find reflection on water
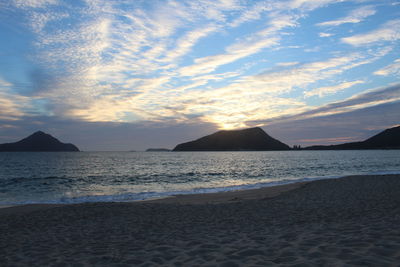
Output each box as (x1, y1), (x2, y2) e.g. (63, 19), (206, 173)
(0, 150), (399, 204)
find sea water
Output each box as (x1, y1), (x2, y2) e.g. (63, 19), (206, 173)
(0, 150), (399, 205)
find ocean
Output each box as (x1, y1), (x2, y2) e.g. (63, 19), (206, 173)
(1, 150), (399, 205)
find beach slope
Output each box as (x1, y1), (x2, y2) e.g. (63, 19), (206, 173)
(1, 174), (400, 266)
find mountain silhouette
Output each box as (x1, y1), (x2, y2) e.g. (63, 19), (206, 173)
(173, 127), (290, 151)
(0, 131), (80, 152)
(305, 125), (400, 150)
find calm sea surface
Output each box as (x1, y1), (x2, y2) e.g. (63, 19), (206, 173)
(1, 150), (399, 205)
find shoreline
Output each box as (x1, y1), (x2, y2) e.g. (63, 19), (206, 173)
(144, 180), (308, 204)
(1, 172), (399, 211)
(0, 173), (396, 212)
(1, 174), (400, 265)
(4, 171), (400, 209)
(0, 179), (308, 214)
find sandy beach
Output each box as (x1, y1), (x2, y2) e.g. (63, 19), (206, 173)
(1, 174), (400, 266)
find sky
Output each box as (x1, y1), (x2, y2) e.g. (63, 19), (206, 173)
(0, 0), (399, 151)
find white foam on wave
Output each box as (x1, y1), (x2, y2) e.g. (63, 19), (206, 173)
(3, 170), (400, 206)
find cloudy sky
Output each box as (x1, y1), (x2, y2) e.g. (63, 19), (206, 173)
(0, 0), (399, 150)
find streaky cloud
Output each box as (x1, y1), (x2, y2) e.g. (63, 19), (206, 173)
(342, 19), (400, 46)
(374, 59), (400, 76)
(304, 80), (365, 98)
(1, 0), (399, 150)
(256, 83), (400, 126)
(317, 5), (376, 27)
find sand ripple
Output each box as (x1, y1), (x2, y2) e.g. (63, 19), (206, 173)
(1, 175), (400, 266)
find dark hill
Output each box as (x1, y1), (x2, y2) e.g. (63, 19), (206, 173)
(305, 125), (400, 150)
(173, 127), (290, 151)
(0, 131), (80, 152)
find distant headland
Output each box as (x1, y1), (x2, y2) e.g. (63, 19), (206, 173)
(146, 148), (171, 152)
(304, 125), (400, 150)
(0, 131), (80, 152)
(173, 125), (400, 151)
(173, 127), (290, 151)
(1, 125), (398, 152)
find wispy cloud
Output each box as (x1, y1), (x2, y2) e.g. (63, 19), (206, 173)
(319, 32), (333, 37)
(374, 59), (400, 76)
(179, 13), (298, 77)
(3, 0), (399, 134)
(0, 78), (38, 120)
(228, 1), (271, 27)
(54, 45), (391, 130)
(160, 25), (219, 64)
(287, 0), (344, 10)
(342, 19), (400, 46)
(304, 80), (365, 98)
(179, 36), (279, 77)
(276, 62), (299, 67)
(317, 5), (375, 27)
(232, 52), (378, 95)
(291, 83), (400, 120)
(187, 0), (242, 22)
(167, 51), (384, 129)
(252, 83), (400, 130)
(12, 0), (58, 9)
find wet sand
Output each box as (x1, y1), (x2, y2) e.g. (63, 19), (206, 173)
(1, 174), (400, 266)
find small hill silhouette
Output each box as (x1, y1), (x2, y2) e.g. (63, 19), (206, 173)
(173, 127), (290, 151)
(0, 131), (80, 152)
(305, 125), (400, 150)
